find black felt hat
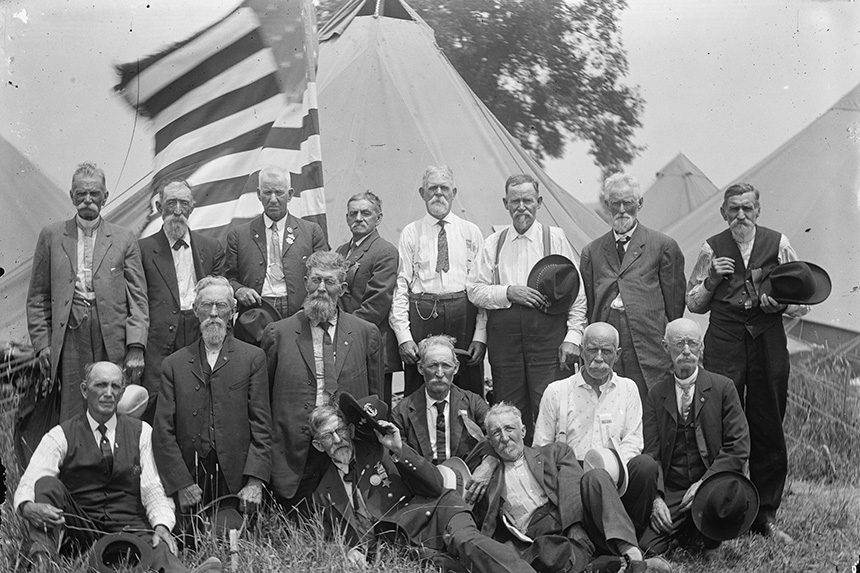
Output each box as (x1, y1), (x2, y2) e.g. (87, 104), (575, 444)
(527, 254), (580, 315)
(761, 261), (831, 305)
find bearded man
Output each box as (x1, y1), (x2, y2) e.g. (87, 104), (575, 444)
(153, 276), (272, 523)
(139, 180), (225, 422)
(262, 251), (382, 510)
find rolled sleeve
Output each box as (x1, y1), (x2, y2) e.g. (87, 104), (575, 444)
(140, 423), (176, 531)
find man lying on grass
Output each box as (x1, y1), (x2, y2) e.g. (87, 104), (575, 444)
(309, 392), (537, 572)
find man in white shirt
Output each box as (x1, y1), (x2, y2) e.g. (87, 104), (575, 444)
(390, 166), (486, 397)
(533, 322), (659, 538)
(468, 174), (587, 440)
(14, 361), (220, 572)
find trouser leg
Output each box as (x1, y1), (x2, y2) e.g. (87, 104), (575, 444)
(607, 309), (647, 404)
(620, 455), (659, 537)
(580, 469), (638, 555)
(29, 476), (101, 558)
(444, 512), (537, 573)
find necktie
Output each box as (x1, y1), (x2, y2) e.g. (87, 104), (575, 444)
(97, 424), (113, 473)
(320, 321), (338, 396)
(172, 238), (188, 251)
(435, 220), (450, 273)
(616, 236), (629, 264)
(435, 400), (447, 463)
(269, 222), (285, 282)
(679, 384), (693, 422)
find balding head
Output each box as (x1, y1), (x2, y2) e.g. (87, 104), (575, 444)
(581, 322), (620, 386)
(80, 362), (126, 423)
(583, 322), (619, 348)
(663, 318), (703, 378)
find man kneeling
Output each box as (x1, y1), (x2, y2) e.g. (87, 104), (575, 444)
(14, 362), (220, 572)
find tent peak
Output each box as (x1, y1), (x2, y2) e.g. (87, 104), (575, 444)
(321, 0), (418, 41)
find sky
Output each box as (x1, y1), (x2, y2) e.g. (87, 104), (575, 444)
(2, 0), (860, 209)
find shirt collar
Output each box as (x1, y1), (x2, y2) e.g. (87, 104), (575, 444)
(573, 371), (617, 391)
(76, 215), (101, 232)
(425, 389), (450, 408)
(613, 222), (637, 243)
(512, 221), (541, 241)
(87, 411), (117, 433)
(674, 367), (698, 388)
(167, 230), (192, 249)
(263, 213), (289, 231)
(423, 212), (453, 227)
(313, 312), (339, 329)
(352, 233), (371, 249)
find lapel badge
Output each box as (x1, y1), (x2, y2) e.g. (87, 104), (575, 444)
(373, 461), (389, 488)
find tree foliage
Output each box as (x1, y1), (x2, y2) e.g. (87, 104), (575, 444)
(318, 0), (644, 176)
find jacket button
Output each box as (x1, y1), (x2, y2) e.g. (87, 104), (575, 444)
(304, 404), (308, 409)
(195, 385), (200, 390)
(173, 310), (177, 315)
(307, 382), (312, 386)
(169, 326), (175, 331)
(193, 411), (197, 416)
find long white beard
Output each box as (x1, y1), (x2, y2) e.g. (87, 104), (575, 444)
(163, 215), (188, 241)
(730, 221), (755, 243)
(201, 320), (227, 348)
(305, 296), (337, 324)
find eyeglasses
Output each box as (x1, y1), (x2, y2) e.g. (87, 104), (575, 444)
(316, 426), (349, 445)
(198, 301), (231, 313)
(668, 340), (702, 352)
(607, 199), (638, 211)
(307, 276), (341, 288)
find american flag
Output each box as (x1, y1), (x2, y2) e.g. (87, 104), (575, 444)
(114, 0), (326, 239)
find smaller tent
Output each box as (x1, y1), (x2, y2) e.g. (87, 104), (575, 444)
(638, 153), (719, 232)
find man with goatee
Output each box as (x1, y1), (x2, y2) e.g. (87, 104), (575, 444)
(154, 276), (272, 523)
(139, 180), (225, 422)
(263, 251), (382, 510)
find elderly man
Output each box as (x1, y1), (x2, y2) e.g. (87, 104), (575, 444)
(533, 322), (659, 537)
(226, 165), (328, 320)
(639, 318), (750, 560)
(390, 166), (486, 397)
(139, 180), (225, 422)
(335, 191), (401, 407)
(309, 397), (536, 573)
(392, 335), (488, 464)
(580, 173), (686, 402)
(465, 403), (671, 573)
(14, 362), (221, 573)
(154, 276), (272, 521)
(263, 251), (382, 509)
(686, 182), (808, 543)
(469, 174), (587, 440)
(27, 161), (148, 422)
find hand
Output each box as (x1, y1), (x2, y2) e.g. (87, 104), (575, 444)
(36, 347), (51, 374)
(650, 496), (672, 533)
(705, 256), (735, 290)
(152, 524), (178, 555)
(123, 347), (145, 384)
(760, 293), (787, 314)
(506, 285), (548, 309)
(466, 341), (486, 366)
(398, 340), (420, 365)
(346, 547), (368, 568)
(558, 342), (581, 371)
(374, 420), (402, 458)
(178, 484), (203, 509)
(21, 501), (65, 530)
(238, 478), (263, 514)
(235, 287), (262, 307)
(679, 479), (703, 513)
(464, 456), (499, 506)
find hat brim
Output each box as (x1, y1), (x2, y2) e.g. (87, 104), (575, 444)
(526, 254), (580, 315)
(234, 299), (282, 345)
(338, 392), (387, 443)
(90, 532), (154, 573)
(438, 457), (472, 495)
(763, 261), (832, 305)
(691, 471), (759, 541)
(117, 386), (149, 419)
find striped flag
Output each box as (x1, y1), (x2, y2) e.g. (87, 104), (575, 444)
(113, 0), (325, 240)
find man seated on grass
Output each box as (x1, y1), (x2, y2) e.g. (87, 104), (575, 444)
(309, 393), (537, 572)
(13, 361), (221, 573)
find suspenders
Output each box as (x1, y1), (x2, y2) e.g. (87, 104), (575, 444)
(492, 224), (552, 284)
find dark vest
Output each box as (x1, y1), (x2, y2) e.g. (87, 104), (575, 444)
(59, 414), (148, 528)
(706, 226), (782, 339)
(665, 412), (707, 491)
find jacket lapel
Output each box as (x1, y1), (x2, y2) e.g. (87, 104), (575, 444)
(618, 225), (645, 274)
(600, 232), (621, 273)
(296, 313), (316, 377)
(525, 447), (556, 507)
(449, 387), (466, 455)
(211, 335), (233, 375)
(250, 216), (267, 260)
(662, 380), (679, 422)
(91, 219), (112, 275)
(334, 314), (354, 379)
(693, 369), (711, 421)
(407, 391), (433, 458)
(153, 230), (181, 306)
(189, 231), (206, 280)
(190, 341), (206, 385)
(281, 214), (299, 259)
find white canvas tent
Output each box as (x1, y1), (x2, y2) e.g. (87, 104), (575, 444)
(638, 153), (719, 232)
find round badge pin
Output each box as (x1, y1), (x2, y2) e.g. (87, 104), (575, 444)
(370, 475), (382, 486)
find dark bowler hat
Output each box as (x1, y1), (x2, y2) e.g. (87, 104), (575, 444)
(692, 471), (759, 541)
(762, 261), (831, 305)
(233, 299), (281, 346)
(90, 532), (153, 573)
(339, 392), (389, 444)
(527, 254), (580, 315)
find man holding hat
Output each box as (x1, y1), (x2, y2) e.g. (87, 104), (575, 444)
(686, 182), (811, 542)
(469, 174), (587, 440)
(639, 318), (752, 560)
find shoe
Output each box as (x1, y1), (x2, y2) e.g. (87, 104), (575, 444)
(191, 556), (223, 573)
(644, 556), (673, 572)
(702, 546), (721, 563)
(757, 521), (795, 545)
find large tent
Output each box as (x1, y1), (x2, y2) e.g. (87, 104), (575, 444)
(666, 83), (860, 352)
(316, 0), (607, 249)
(638, 153), (719, 232)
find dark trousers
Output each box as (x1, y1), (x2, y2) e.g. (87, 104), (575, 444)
(275, 446), (329, 515)
(619, 454), (660, 538)
(580, 469), (640, 556)
(607, 309), (647, 405)
(487, 306), (567, 444)
(403, 293), (483, 396)
(444, 511), (537, 573)
(704, 324), (789, 526)
(143, 309), (199, 424)
(28, 476), (189, 572)
(60, 299), (108, 422)
(638, 487), (721, 555)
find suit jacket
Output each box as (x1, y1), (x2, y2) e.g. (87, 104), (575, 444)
(313, 440), (463, 550)
(467, 441), (584, 539)
(391, 384), (488, 462)
(27, 218), (149, 381)
(225, 214), (328, 317)
(263, 310), (382, 498)
(642, 367), (750, 494)
(139, 228), (226, 398)
(335, 230), (400, 372)
(580, 224), (686, 390)
(154, 335), (272, 496)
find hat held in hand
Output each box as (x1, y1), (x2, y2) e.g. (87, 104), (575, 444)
(761, 261), (831, 305)
(339, 392), (389, 443)
(527, 254), (580, 315)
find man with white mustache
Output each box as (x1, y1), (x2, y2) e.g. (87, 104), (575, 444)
(139, 180), (225, 422)
(686, 183), (809, 544)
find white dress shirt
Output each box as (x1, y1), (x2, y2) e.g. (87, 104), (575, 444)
(74, 215), (100, 300)
(261, 213), (289, 297)
(168, 230), (197, 310)
(425, 389), (451, 461)
(468, 222), (588, 346)
(502, 455), (548, 534)
(532, 371), (643, 465)
(609, 224), (637, 310)
(312, 313), (339, 406)
(674, 367), (698, 417)
(390, 213), (487, 345)
(14, 413), (176, 530)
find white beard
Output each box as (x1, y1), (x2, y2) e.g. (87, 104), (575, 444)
(305, 296), (337, 324)
(201, 320), (227, 348)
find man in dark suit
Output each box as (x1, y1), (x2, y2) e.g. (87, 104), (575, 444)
(27, 161), (148, 422)
(580, 173), (686, 403)
(139, 180), (225, 422)
(640, 318), (750, 560)
(225, 165), (328, 320)
(392, 335), (487, 463)
(262, 251), (382, 509)
(309, 396), (537, 572)
(335, 191), (401, 407)
(154, 276), (272, 521)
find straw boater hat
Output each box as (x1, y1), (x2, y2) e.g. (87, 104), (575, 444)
(117, 385), (149, 419)
(582, 446), (629, 496)
(691, 471), (759, 541)
(761, 261), (831, 305)
(526, 254), (580, 315)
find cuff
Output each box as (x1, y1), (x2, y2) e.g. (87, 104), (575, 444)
(394, 329), (414, 346)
